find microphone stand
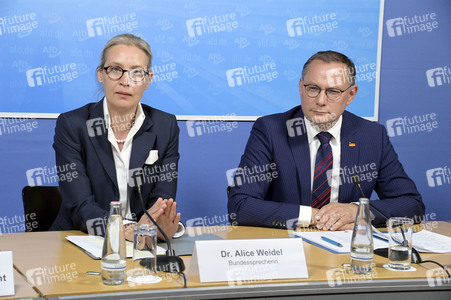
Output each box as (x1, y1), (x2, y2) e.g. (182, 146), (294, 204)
(133, 171), (185, 274)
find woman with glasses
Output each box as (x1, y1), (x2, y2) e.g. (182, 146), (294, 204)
(50, 33), (182, 241)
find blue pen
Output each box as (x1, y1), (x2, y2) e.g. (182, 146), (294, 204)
(321, 236), (343, 247)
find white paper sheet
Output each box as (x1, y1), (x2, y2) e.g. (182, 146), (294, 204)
(410, 230), (451, 253)
(293, 230), (389, 254)
(66, 235), (166, 259)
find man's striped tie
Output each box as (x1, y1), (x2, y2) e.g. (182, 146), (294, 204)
(311, 132), (333, 209)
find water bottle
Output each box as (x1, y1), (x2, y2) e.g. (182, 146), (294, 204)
(101, 201), (126, 285)
(350, 197), (374, 274)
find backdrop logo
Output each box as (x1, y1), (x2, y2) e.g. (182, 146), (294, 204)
(186, 114), (237, 137)
(156, 18), (173, 31)
(226, 63), (278, 87)
(86, 13), (138, 37)
(0, 13), (38, 36)
(386, 13), (438, 37)
(209, 53), (225, 65)
(286, 13), (338, 37)
(26, 63), (78, 87)
(426, 66), (451, 87)
(426, 167), (451, 188)
(386, 113), (438, 137)
(186, 13), (238, 38)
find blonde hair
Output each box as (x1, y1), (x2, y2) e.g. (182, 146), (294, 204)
(98, 33), (153, 70)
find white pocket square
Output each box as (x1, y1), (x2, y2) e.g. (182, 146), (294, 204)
(145, 150), (159, 165)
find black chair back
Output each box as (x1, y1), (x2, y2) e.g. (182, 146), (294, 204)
(22, 186), (62, 232)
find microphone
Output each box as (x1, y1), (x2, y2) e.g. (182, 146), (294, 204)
(351, 175), (390, 220)
(351, 175), (421, 263)
(132, 169), (185, 273)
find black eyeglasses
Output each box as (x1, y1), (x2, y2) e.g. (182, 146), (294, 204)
(103, 65), (149, 82)
(303, 84), (353, 102)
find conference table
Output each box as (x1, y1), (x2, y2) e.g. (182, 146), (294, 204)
(3, 270), (39, 299)
(0, 222), (450, 299)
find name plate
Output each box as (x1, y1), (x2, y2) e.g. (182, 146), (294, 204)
(191, 238), (308, 284)
(0, 251), (14, 296)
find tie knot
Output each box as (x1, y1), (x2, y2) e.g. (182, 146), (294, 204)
(317, 132), (332, 145)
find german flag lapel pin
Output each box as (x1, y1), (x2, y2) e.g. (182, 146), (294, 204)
(348, 142), (356, 147)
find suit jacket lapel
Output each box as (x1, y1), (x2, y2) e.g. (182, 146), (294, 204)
(339, 111), (360, 203)
(128, 112), (156, 214)
(287, 110), (312, 206)
(129, 115), (156, 171)
(88, 99), (118, 189)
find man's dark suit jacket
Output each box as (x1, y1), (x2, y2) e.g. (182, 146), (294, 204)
(228, 106), (424, 228)
(50, 99), (179, 232)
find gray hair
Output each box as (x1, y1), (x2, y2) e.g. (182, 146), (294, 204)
(302, 50), (356, 85)
(98, 33), (153, 70)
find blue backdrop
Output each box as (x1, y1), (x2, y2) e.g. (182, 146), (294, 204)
(0, 0), (450, 233)
(0, 0), (380, 119)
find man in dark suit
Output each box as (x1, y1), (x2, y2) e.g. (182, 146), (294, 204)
(228, 51), (424, 231)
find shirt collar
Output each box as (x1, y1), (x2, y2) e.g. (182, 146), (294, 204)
(305, 115), (342, 144)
